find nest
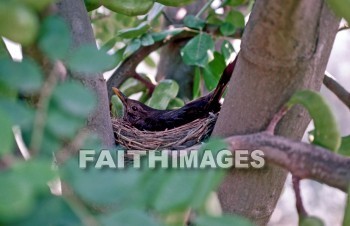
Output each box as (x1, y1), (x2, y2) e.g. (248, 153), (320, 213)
(112, 113), (218, 150)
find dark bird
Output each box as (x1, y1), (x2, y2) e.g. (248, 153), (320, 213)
(112, 55), (238, 131)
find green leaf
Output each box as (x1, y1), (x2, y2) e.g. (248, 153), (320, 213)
(343, 186), (350, 226)
(124, 39), (141, 57)
(52, 81), (97, 118)
(220, 22), (236, 36)
(287, 90), (341, 151)
(11, 159), (57, 193)
(181, 33), (214, 67)
(141, 33), (155, 46)
(147, 80), (179, 110)
(117, 21), (150, 39)
(221, 40), (235, 62)
(325, 0), (350, 23)
(62, 158), (140, 205)
(0, 99), (35, 129)
(66, 45), (115, 74)
(120, 77), (148, 96)
(226, 0), (245, 7)
(191, 139), (228, 209)
(38, 16), (71, 60)
(153, 169), (203, 213)
(111, 47), (126, 68)
(168, 97), (185, 109)
(339, 135), (350, 156)
(103, 0), (154, 16)
(227, 10), (245, 28)
(195, 215), (253, 226)
(7, 195), (82, 226)
(151, 29), (183, 42)
(46, 108), (85, 139)
(0, 173), (35, 222)
(147, 2), (164, 22)
(193, 67), (201, 99)
(155, 0), (195, 7)
(0, 109), (13, 156)
(144, 56), (157, 68)
(299, 216), (324, 226)
(184, 15), (206, 30)
(0, 38), (10, 59)
(0, 58), (43, 94)
(100, 209), (161, 226)
(111, 95), (124, 118)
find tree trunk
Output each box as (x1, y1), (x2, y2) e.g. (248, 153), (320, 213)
(56, 0), (115, 147)
(212, 1), (339, 225)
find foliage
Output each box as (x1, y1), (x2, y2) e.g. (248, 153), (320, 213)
(1, 0), (350, 225)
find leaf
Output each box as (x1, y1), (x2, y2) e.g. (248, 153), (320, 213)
(66, 44), (115, 74)
(152, 169), (203, 213)
(184, 15), (206, 30)
(46, 107), (85, 139)
(144, 56), (157, 68)
(62, 158), (140, 205)
(226, 0), (245, 7)
(0, 109), (13, 156)
(191, 139), (228, 209)
(339, 135), (350, 156)
(194, 215), (253, 226)
(221, 40), (235, 62)
(11, 159), (57, 193)
(168, 97), (185, 109)
(193, 67), (201, 99)
(117, 21), (150, 39)
(181, 33), (214, 67)
(287, 90), (341, 151)
(0, 173), (35, 222)
(227, 10), (245, 28)
(155, 0), (195, 7)
(147, 80), (179, 110)
(124, 38), (141, 57)
(38, 16), (71, 60)
(120, 77), (147, 96)
(99, 209), (161, 226)
(102, 0), (154, 16)
(325, 0), (350, 23)
(0, 38), (10, 59)
(151, 29), (183, 42)
(7, 195), (82, 226)
(147, 3), (164, 22)
(0, 58), (43, 94)
(220, 22), (236, 36)
(52, 81), (97, 118)
(0, 99), (35, 129)
(111, 95), (124, 118)
(141, 33), (155, 46)
(111, 47), (126, 68)
(299, 216), (324, 226)
(343, 186), (350, 226)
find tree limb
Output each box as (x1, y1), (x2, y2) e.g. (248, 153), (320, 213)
(323, 73), (350, 110)
(180, 132), (350, 192)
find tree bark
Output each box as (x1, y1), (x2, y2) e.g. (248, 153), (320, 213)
(212, 1), (339, 225)
(56, 0), (115, 147)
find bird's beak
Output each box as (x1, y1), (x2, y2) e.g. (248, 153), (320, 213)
(112, 87), (127, 106)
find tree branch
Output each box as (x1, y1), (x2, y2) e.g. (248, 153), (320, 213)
(323, 73), (350, 110)
(178, 132), (350, 192)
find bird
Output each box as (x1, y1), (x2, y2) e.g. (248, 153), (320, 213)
(112, 55), (238, 131)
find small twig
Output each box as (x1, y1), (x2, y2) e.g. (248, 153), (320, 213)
(132, 72), (156, 94)
(265, 106), (290, 135)
(13, 126), (31, 160)
(323, 72), (350, 110)
(55, 129), (90, 165)
(292, 175), (307, 217)
(195, 0), (215, 18)
(30, 61), (66, 154)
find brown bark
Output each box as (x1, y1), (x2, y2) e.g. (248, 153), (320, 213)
(56, 0), (115, 147)
(212, 1), (339, 225)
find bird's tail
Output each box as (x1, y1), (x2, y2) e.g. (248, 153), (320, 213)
(207, 53), (239, 108)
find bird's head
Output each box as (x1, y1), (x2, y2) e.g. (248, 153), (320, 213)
(112, 87), (150, 125)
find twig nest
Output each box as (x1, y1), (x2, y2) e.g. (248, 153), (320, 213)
(112, 113), (218, 150)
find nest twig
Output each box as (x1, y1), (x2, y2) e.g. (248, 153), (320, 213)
(112, 113), (218, 150)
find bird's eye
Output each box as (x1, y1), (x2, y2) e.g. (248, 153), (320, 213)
(132, 106), (137, 111)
